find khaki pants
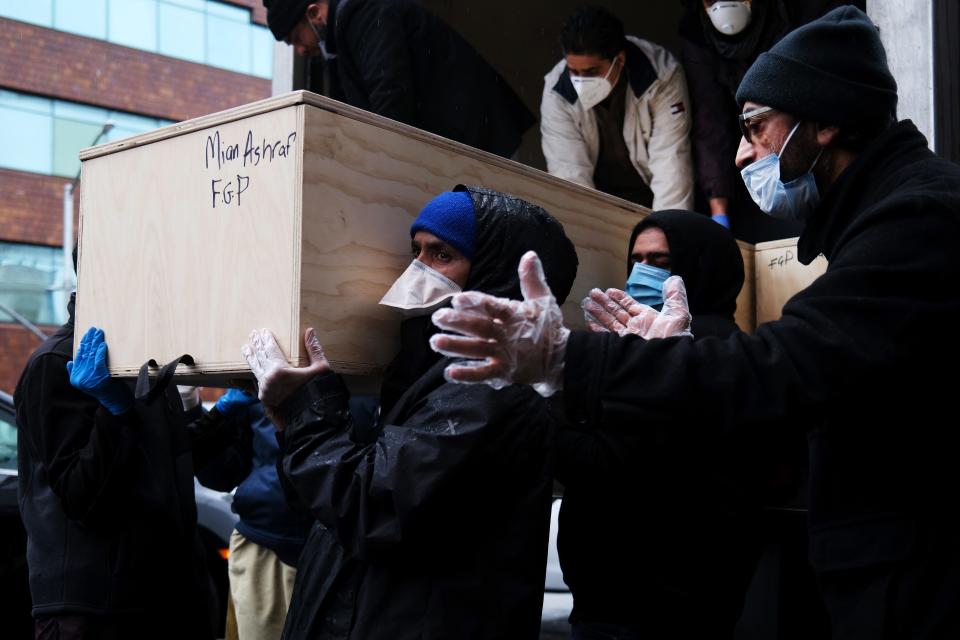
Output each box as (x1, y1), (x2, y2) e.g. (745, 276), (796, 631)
(227, 530), (297, 640)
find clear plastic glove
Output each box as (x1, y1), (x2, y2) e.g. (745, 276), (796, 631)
(241, 328), (330, 409)
(177, 385), (201, 411)
(430, 251), (569, 397)
(580, 275), (693, 340)
(214, 388), (258, 417)
(67, 327), (134, 415)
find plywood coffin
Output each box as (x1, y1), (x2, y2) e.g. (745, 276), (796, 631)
(76, 91), (825, 385)
(77, 91), (656, 383)
(753, 238), (828, 326)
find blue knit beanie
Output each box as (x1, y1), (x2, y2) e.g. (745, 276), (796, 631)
(410, 191), (477, 260)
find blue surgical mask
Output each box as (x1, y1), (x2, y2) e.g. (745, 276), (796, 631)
(740, 121), (824, 221)
(626, 262), (671, 310)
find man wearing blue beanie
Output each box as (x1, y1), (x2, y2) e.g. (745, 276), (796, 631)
(426, 6), (960, 638)
(240, 186), (578, 639)
(410, 191), (477, 261)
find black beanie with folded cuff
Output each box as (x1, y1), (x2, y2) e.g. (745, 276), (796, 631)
(736, 5), (898, 128)
(263, 0), (313, 41)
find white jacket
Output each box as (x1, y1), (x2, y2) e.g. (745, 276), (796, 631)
(541, 36), (694, 211)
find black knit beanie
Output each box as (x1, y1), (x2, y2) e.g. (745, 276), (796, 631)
(736, 5), (897, 128)
(263, 0), (313, 41)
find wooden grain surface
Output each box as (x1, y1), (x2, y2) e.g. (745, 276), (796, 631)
(77, 90), (822, 381)
(754, 238), (828, 326)
(78, 92), (649, 380)
(735, 241), (757, 333)
(76, 106), (304, 378)
(297, 104), (648, 375)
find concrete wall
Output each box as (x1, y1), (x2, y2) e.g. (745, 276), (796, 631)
(868, 0), (936, 148)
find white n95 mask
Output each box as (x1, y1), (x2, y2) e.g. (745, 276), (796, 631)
(570, 58), (619, 111)
(707, 1), (752, 36)
(379, 259), (462, 317)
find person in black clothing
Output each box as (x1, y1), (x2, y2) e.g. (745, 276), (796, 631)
(263, 0), (535, 159)
(679, 0), (859, 241)
(15, 296), (220, 638)
(194, 389), (314, 640)
(241, 187), (578, 639)
(429, 7), (960, 637)
(557, 211), (766, 639)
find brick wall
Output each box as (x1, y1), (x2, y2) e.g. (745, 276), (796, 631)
(0, 7), (273, 397)
(0, 324), (52, 394)
(224, 0), (269, 26)
(0, 18), (271, 123)
(0, 169), (78, 247)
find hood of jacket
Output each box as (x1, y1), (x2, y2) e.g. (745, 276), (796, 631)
(456, 185), (578, 304)
(380, 186), (579, 414)
(628, 210), (744, 323)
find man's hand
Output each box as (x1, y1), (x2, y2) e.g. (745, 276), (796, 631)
(580, 275), (693, 340)
(241, 328), (331, 411)
(67, 327), (134, 415)
(177, 385), (201, 411)
(429, 251), (569, 396)
(214, 388), (258, 417)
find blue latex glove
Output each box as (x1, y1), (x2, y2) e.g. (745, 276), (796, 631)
(67, 327), (134, 415)
(712, 213), (731, 229)
(214, 388), (258, 417)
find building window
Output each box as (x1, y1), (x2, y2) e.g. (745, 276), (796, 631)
(0, 1), (53, 26)
(0, 89), (173, 178)
(0, 407), (15, 470)
(158, 2), (206, 64)
(0, 242), (70, 327)
(109, 0), (158, 51)
(0, 92), (53, 175)
(0, 0), (273, 79)
(54, 0), (107, 40)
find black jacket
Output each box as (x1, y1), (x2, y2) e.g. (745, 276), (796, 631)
(556, 211), (767, 635)
(325, 0), (535, 158)
(561, 121), (960, 619)
(196, 403), (314, 566)
(678, 0), (856, 242)
(15, 297), (218, 634)
(280, 366), (553, 639)
(279, 186), (578, 639)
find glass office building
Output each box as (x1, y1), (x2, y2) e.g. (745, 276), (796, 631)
(0, 0), (272, 389)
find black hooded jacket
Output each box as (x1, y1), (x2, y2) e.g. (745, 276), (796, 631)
(14, 295), (219, 636)
(561, 121), (960, 625)
(279, 186), (578, 639)
(628, 211), (745, 338)
(554, 211), (763, 635)
(324, 0), (535, 158)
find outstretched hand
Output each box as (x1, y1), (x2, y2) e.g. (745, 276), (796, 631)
(429, 251), (569, 396)
(581, 275), (693, 340)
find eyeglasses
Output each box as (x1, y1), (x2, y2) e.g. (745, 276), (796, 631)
(738, 106), (774, 143)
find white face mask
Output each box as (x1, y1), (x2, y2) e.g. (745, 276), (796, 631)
(707, 1), (752, 36)
(740, 121), (824, 221)
(378, 259), (462, 317)
(570, 57), (620, 111)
